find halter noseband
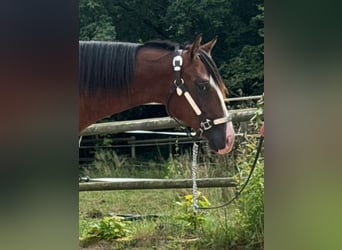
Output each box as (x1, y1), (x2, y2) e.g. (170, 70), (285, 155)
(166, 47), (232, 137)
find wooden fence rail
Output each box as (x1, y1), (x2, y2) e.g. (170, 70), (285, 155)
(79, 177), (237, 191)
(80, 108), (256, 136)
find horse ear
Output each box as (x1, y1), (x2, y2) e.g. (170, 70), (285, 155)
(200, 37), (217, 56)
(189, 34), (203, 60)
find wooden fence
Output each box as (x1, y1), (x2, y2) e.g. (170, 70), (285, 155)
(80, 108), (257, 136)
(79, 177), (237, 191)
(79, 104), (260, 191)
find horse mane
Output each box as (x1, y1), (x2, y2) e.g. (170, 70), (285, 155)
(139, 40), (179, 51)
(198, 48), (228, 97)
(79, 41), (139, 93)
(79, 40), (180, 93)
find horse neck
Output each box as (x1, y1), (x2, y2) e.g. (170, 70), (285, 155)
(79, 50), (174, 131)
(131, 51), (174, 104)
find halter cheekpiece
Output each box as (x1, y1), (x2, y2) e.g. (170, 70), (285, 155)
(167, 47), (232, 137)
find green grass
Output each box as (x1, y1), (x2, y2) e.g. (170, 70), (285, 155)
(79, 138), (264, 249)
(80, 189), (238, 249)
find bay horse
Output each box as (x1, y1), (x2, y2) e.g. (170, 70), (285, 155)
(79, 35), (235, 154)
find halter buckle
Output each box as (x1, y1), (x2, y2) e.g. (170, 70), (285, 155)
(200, 119), (214, 131)
(172, 54), (183, 71)
(173, 79), (185, 96)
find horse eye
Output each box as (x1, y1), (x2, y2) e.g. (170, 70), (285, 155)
(197, 81), (210, 91)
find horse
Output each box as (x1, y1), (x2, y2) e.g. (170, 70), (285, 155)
(79, 34), (235, 154)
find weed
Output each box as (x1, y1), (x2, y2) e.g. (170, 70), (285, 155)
(217, 136), (264, 249)
(175, 193), (211, 231)
(84, 216), (131, 241)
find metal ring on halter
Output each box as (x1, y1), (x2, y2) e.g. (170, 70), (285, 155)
(173, 78), (184, 87)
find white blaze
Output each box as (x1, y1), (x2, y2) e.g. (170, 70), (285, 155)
(209, 75), (228, 117)
(209, 75), (235, 154)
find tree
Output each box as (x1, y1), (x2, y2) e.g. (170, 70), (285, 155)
(79, 0), (116, 41)
(220, 3), (264, 96)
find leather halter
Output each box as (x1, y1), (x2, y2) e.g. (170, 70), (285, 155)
(166, 47), (232, 138)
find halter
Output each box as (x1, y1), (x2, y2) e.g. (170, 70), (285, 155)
(166, 48), (232, 138)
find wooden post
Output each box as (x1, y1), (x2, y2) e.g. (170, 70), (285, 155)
(131, 136), (136, 158)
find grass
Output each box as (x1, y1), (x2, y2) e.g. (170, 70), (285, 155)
(80, 189), (238, 249)
(79, 138), (264, 249)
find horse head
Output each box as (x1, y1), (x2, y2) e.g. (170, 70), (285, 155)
(166, 34), (235, 154)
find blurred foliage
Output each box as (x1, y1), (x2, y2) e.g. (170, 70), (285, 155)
(251, 93), (264, 128)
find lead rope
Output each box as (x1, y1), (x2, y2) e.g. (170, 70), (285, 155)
(191, 142), (200, 211)
(192, 134), (264, 210)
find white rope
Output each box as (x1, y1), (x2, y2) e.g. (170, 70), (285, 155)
(191, 142), (199, 211)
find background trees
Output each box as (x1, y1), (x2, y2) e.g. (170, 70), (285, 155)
(80, 0), (264, 97)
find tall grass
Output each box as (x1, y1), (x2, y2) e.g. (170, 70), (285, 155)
(80, 149), (168, 178)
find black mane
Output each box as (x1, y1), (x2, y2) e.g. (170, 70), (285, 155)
(198, 48), (226, 93)
(79, 41), (139, 92)
(139, 40), (179, 51)
(79, 40), (180, 93)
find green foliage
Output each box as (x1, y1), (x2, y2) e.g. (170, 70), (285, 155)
(251, 4), (264, 38)
(81, 148), (169, 178)
(79, 0), (116, 41)
(165, 154), (177, 179)
(164, 0), (257, 59)
(221, 43), (264, 95)
(233, 136), (264, 248)
(175, 193), (211, 230)
(221, 2), (264, 96)
(91, 149), (129, 176)
(251, 93), (264, 127)
(84, 216), (131, 240)
(165, 153), (185, 179)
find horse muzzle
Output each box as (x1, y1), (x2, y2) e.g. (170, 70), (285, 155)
(217, 121), (235, 155)
(205, 121), (235, 155)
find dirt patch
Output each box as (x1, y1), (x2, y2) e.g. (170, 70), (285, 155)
(80, 239), (115, 250)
